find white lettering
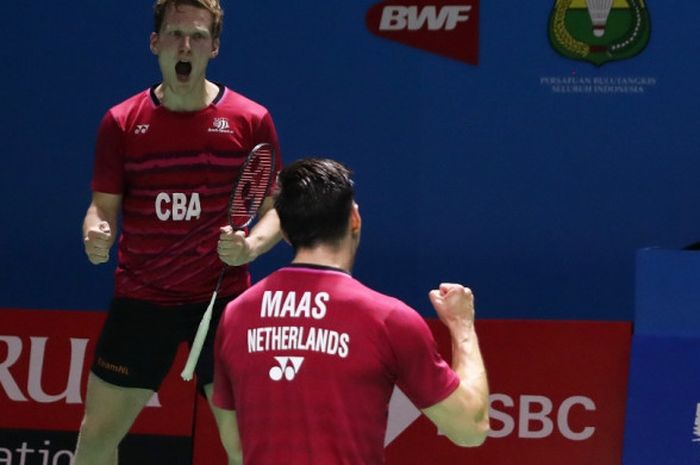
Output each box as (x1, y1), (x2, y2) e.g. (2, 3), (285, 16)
(519, 395), (553, 439)
(379, 5), (471, 31)
(379, 6), (406, 30)
(488, 394), (597, 440)
(261, 291), (283, 317)
(27, 337), (86, 404)
(558, 396), (596, 440)
(261, 291), (329, 320)
(296, 292), (311, 318)
(172, 193), (188, 221)
(312, 292), (329, 319)
(15, 442), (34, 464)
(185, 193), (201, 220)
(280, 292), (297, 318)
(246, 326), (350, 359)
(155, 192), (171, 221)
(155, 192), (201, 221)
(338, 333), (350, 358)
(0, 336), (28, 401)
(0, 441), (75, 465)
(488, 393), (515, 438)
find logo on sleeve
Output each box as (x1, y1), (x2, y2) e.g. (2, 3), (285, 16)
(365, 1), (480, 64)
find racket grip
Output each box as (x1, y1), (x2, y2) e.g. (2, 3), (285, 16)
(180, 291), (218, 381)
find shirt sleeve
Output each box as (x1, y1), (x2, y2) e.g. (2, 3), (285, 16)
(385, 306), (460, 410)
(213, 310), (236, 410)
(91, 111), (126, 194)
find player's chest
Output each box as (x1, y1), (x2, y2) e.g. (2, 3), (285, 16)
(124, 112), (250, 156)
(122, 114), (252, 187)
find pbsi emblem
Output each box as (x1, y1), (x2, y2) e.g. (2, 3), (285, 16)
(548, 0), (650, 66)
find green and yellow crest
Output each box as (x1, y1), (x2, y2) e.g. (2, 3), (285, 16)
(549, 0), (650, 66)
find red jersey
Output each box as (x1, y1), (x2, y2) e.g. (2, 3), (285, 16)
(91, 85), (281, 305)
(213, 264), (459, 465)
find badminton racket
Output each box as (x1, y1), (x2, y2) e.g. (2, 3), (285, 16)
(181, 142), (276, 380)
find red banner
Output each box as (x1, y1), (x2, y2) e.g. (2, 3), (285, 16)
(386, 320), (631, 465)
(1, 310), (630, 465)
(0, 309), (195, 436)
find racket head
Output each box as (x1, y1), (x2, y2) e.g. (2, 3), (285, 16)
(228, 142), (276, 229)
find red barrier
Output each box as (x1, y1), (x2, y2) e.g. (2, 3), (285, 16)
(0, 310), (630, 465)
(386, 320), (631, 465)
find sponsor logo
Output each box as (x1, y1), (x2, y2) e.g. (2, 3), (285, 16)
(366, 1), (480, 64)
(548, 0), (651, 66)
(269, 356), (304, 381)
(387, 391), (600, 446)
(0, 336), (86, 404)
(208, 117), (234, 134)
(155, 192), (201, 221)
(489, 394), (596, 440)
(96, 357), (129, 376)
(0, 438), (75, 465)
(134, 124), (150, 135)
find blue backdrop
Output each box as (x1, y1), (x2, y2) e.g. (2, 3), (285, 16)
(2, 1), (699, 320)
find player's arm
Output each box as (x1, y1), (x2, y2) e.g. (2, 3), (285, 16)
(209, 407), (242, 465)
(83, 192), (122, 265)
(204, 385), (243, 465)
(211, 319), (243, 465)
(218, 196), (282, 266)
(421, 283), (490, 447)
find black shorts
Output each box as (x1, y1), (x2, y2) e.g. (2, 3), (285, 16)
(91, 295), (236, 392)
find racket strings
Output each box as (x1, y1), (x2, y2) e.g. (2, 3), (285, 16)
(229, 149), (274, 228)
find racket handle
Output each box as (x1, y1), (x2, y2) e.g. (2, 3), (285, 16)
(180, 291), (217, 381)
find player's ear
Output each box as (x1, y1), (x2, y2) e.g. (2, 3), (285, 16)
(149, 32), (160, 55)
(350, 203), (361, 236)
(211, 37), (220, 58)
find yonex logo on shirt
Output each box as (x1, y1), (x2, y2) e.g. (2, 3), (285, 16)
(134, 124), (149, 134)
(269, 356), (304, 381)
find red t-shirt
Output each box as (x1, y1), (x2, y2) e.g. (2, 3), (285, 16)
(214, 265), (459, 465)
(91, 84), (281, 304)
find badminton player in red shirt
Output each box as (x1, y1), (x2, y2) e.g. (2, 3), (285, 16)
(213, 158), (490, 465)
(78, 1), (282, 464)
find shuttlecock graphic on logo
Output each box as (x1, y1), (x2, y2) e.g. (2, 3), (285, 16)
(586, 0), (614, 37)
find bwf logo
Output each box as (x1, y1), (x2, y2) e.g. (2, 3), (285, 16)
(366, 1), (479, 64)
(269, 356), (304, 381)
(379, 5), (471, 31)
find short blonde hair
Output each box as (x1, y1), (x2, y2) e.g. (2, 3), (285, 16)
(153, 0), (224, 39)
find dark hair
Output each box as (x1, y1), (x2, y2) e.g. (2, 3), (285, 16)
(153, 0), (224, 39)
(275, 158), (355, 250)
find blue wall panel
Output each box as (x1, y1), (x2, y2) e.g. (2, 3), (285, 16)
(2, 2), (699, 319)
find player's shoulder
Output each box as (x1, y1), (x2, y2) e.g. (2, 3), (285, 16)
(217, 86), (271, 119)
(104, 87), (154, 123)
(343, 277), (420, 321)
